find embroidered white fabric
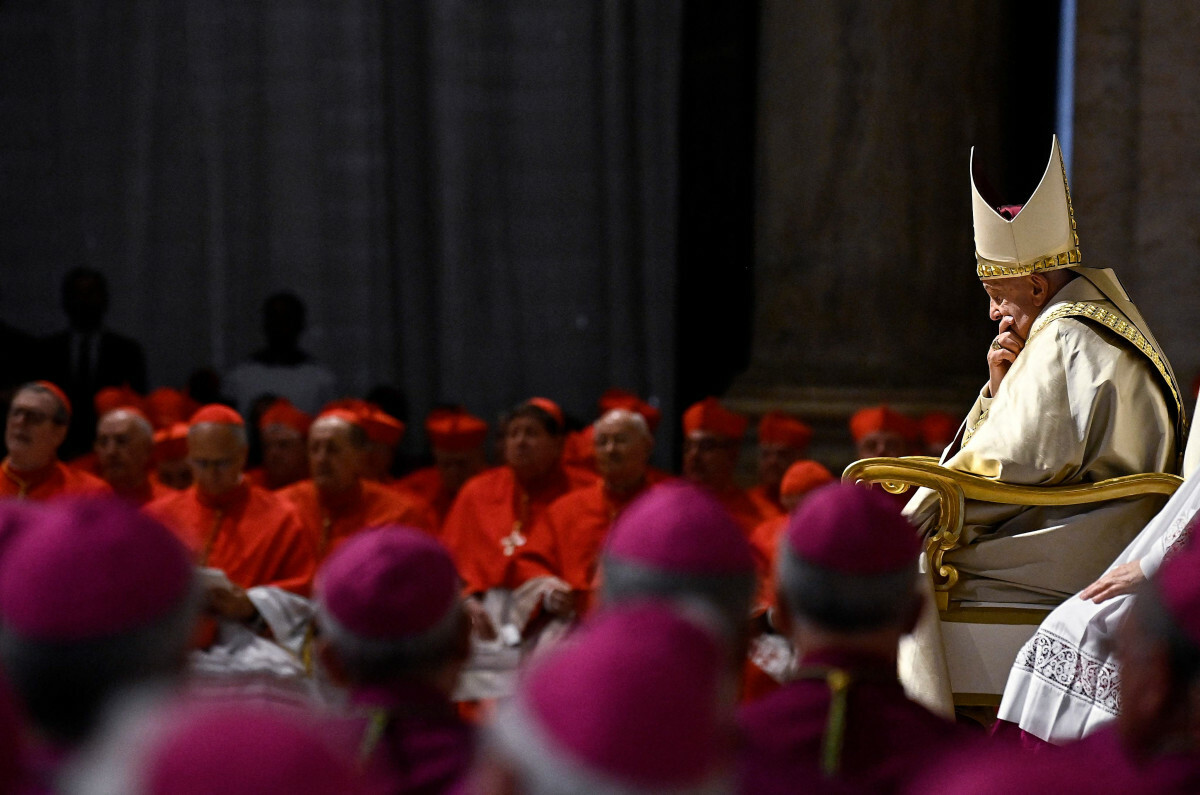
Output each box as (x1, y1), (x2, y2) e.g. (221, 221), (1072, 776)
(997, 410), (1200, 743)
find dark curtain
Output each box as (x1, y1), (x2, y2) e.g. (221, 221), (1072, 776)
(0, 0), (681, 461)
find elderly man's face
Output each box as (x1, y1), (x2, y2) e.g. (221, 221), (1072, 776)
(308, 418), (362, 494)
(982, 276), (1042, 341)
(187, 424), (247, 497)
(95, 410), (153, 490)
(261, 423), (309, 488)
(683, 431), (737, 489)
(757, 443), (801, 490)
(5, 389), (68, 471)
(594, 413), (652, 493)
(856, 431), (909, 459)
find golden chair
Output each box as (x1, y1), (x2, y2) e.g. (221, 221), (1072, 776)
(843, 456), (1183, 706)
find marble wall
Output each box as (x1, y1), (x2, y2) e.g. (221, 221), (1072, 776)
(739, 1), (1010, 409)
(737, 2), (1200, 454)
(1073, 1), (1200, 394)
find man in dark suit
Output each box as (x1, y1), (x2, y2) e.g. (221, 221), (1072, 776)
(36, 267), (147, 460)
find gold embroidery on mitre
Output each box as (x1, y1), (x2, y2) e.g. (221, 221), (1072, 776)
(1029, 301), (1186, 436)
(976, 150), (1082, 279)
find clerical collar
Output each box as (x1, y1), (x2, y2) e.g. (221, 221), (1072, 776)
(2, 458), (60, 491)
(195, 480), (250, 511)
(602, 477), (648, 505)
(319, 480), (364, 513)
(514, 466), (566, 498)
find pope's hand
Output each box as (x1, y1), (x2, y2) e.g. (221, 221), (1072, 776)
(987, 315), (1024, 397)
(1079, 560), (1145, 604)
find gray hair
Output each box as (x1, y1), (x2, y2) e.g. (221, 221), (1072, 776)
(315, 599), (466, 684)
(600, 557), (754, 641)
(594, 409), (652, 442)
(101, 409), (154, 440)
(311, 415), (370, 449)
(19, 382), (70, 425)
(0, 579), (200, 743)
(777, 550), (918, 633)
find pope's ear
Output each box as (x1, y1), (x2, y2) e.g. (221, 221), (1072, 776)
(1028, 273), (1052, 306)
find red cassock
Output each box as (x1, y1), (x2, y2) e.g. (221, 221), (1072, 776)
(110, 477), (173, 507)
(278, 479), (438, 563)
(708, 484), (772, 539)
(516, 479), (654, 613)
(242, 467), (269, 490)
(393, 466), (454, 532)
(441, 466), (591, 595)
(0, 459), (110, 501)
(146, 481), (316, 595)
(68, 452), (101, 476)
(747, 483), (786, 522)
(737, 649), (972, 794)
(748, 514), (788, 610)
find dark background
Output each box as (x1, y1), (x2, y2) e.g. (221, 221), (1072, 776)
(3, 1), (1194, 470)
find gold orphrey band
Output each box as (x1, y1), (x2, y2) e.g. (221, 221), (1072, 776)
(974, 154), (1082, 279)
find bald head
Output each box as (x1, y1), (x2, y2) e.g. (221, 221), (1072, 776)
(308, 415), (367, 494)
(187, 423), (248, 498)
(95, 410), (155, 492)
(594, 409), (653, 495)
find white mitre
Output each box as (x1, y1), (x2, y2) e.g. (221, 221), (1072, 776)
(972, 135), (1081, 279)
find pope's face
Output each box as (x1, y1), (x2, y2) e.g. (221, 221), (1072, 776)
(187, 424), (247, 497)
(982, 276), (1040, 341)
(308, 418), (362, 494)
(5, 389), (68, 471)
(594, 413), (652, 491)
(95, 410), (153, 489)
(505, 416), (562, 484)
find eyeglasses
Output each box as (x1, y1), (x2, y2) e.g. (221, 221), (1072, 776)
(8, 407), (55, 426)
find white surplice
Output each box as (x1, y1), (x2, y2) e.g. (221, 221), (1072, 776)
(996, 395), (1200, 743)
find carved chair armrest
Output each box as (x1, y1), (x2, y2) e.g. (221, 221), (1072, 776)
(842, 457), (1183, 604)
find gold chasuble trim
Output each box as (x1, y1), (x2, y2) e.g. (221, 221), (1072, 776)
(1029, 301), (1187, 436)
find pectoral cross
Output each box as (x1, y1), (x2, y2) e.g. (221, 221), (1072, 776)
(501, 521), (526, 557)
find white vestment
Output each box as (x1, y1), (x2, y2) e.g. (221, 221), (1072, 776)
(896, 271), (1184, 715)
(904, 274), (1182, 603)
(996, 395), (1200, 743)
